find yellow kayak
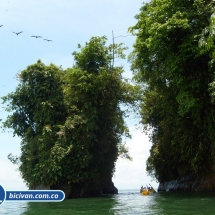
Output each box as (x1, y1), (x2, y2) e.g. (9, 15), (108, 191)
(141, 189), (156, 195)
(141, 190), (150, 195)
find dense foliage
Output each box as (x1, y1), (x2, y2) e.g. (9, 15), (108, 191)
(129, 0), (215, 182)
(2, 36), (137, 188)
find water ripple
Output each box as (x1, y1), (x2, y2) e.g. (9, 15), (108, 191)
(1, 190), (215, 214)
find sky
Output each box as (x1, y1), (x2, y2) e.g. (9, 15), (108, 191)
(0, 0), (158, 191)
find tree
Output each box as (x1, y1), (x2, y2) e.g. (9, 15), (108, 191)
(2, 36), (138, 196)
(53, 36), (136, 194)
(129, 0), (215, 182)
(2, 60), (68, 186)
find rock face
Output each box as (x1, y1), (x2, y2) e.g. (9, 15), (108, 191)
(158, 174), (215, 192)
(51, 180), (118, 199)
(32, 180), (118, 199)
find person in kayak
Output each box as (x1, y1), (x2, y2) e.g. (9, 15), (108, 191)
(140, 186), (143, 193)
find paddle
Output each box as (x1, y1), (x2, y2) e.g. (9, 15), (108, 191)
(149, 184), (156, 192)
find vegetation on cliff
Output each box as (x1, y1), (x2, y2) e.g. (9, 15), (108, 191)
(129, 0), (215, 182)
(2, 36), (138, 190)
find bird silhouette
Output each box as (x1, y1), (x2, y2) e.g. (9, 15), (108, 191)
(44, 39), (52, 42)
(0, 25), (3, 27)
(13, 31), (23, 35)
(31, 36), (42, 38)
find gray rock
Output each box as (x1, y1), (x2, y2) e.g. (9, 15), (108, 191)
(158, 174), (215, 192)
(50, 180), (118, 199)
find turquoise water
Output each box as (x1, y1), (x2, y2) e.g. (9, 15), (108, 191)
(1, 190), (215, 214)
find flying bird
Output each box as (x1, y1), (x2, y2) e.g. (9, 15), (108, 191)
(13, 31), (23, 35)
(31, 35), (42, 38)
(0, 25), (3, 27)
(44, 39), (52, 42)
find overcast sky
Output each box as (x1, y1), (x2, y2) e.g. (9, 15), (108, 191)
(0, 0), (158, 191)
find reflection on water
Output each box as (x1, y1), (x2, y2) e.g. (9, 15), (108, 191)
(17, 196), (117, 215)
(1, 190), (215, 214)
(110, 190), (161, 215)
(0, 201), (28, 215)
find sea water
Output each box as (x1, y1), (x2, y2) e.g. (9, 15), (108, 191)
(1, 189), (215, 214)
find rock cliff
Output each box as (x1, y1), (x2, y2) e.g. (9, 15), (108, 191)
(32, 180), (118, 199)
(158, 174), (215, 192)
(52, 180), (118, 198)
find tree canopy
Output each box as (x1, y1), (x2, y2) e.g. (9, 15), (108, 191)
(129, 0), (215, 182)
(2, 36), (138, 192)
